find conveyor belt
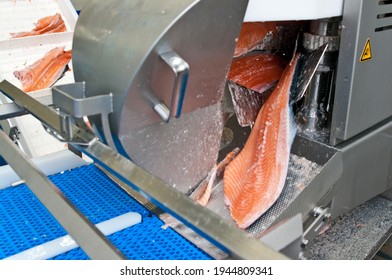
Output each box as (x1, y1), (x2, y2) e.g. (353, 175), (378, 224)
(0, 164), (212, 260)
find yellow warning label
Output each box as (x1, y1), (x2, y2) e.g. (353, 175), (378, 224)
(360, 38), (372, 62)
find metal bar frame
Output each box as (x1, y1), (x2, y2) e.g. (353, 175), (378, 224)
(0, 129), (126, 259)
(0, 95), (53, 120)
(0, 79), (288, 259)
(76, 140), (289, 259)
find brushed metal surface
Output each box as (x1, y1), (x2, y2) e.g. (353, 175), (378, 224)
(72, 0), (248, 192)
(331, 117), (392, 218)
(331, 0), (392, 144)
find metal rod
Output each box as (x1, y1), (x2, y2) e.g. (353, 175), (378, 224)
(0, 80), (62, 134)
(0, 103), (27, 119)
(0, 95), (53, 120)
(299, 17), (341, 136)
(0, 130), (126, 260)
(77, 140), (290, 260)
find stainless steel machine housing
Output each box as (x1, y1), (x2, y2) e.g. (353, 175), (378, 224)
(0, 0), (391, 260)
(325, 0), (392, 217)
(72, 0), (248, 192)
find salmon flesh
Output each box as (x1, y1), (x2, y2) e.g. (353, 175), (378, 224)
(10, 13), (66, 38)
(223, 54), (300, 229)
(227, 53), (287, 127)
(234, 22), (276, 58)
(228, 53), (287, 93)
(13, 46), (72, 92)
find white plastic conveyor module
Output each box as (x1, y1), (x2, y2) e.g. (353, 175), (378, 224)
(0, 149), (89, 189)
(5, 212), (142, 260)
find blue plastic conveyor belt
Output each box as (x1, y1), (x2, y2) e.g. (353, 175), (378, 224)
(0, 164), (212, 260)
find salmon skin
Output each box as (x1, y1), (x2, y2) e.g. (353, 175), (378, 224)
(234, 22), (276, 58)
(223, 54), (300, 229)
(14, 46), (72, 92)
(196, 148), (240, 206)
(10, 13), (66, 38)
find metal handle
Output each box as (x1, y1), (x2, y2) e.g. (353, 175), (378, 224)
(160, 51), (189, 120)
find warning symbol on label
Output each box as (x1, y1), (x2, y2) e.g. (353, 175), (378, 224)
(360, 38), (372, 62)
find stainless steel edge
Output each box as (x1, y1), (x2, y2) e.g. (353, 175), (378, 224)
(275, 136), (343, 225)
(0, 130), (126, 260)
(76, 140), (290, 260)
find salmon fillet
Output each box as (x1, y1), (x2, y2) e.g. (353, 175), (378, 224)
(223, 54), (299, 229)
(228, 53), (286, 93)
(10, 13), (66, 38)
(234, 22), (276, 58)
(227, 53), (287, 127)
(14, 47), (72, 92)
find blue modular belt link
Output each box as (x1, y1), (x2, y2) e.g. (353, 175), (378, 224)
(0, 164), (212, 260)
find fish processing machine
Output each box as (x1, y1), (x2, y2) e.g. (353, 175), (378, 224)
(0, 0), (391, 260)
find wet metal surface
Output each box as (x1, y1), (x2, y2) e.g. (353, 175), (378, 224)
(305, 196), (392, 260)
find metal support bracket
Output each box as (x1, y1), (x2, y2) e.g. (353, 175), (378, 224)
(0, 80), (96, 146)
(302, 207), (331, 246)
(52, 82), (115, 149)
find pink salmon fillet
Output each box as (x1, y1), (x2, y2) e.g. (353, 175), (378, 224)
(10, 13), (66, 38)
(223, 54), (299, 229)
(13, 47), (72, 92)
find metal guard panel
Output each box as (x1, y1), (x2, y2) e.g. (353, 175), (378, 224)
(331, 0), (392, 144)
(72, 0), (248, 191)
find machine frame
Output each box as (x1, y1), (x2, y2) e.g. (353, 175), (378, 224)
(0, 0), (391, 260)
